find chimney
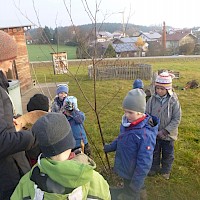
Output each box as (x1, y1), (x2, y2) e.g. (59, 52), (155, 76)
(162, 21), (166, 50)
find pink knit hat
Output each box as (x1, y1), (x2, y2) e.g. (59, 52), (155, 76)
(155, 71), (175, 94)
(0, 30), (17, 62)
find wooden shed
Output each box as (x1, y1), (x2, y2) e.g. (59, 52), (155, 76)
(0, 25), (33, 94)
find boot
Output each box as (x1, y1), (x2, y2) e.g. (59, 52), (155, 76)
(140, 188), (148, 200)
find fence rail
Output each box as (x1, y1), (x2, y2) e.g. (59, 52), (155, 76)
(88, 64), (152, 80)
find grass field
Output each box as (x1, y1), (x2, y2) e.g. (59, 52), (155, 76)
(27, 44), (77, 61)
(31, 57), (200, 199)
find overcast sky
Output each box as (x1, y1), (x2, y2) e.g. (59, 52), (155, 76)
(0, 0), (199, 29)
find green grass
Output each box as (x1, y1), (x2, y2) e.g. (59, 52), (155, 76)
(27, 44), (77, 61)
(31, 57), (200, 199)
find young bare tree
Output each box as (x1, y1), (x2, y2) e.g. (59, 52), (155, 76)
(14, 0), (134, 176)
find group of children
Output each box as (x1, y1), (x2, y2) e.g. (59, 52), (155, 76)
(104, 73), (181, 199)
(12, 72), (181, 200)
(26, 84), (91, 157)
(0, 28), (181, 200)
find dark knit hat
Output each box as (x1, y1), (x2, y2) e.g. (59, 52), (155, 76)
(122, 89), (146, 113)
(27, 94), (49, 112)
(32, 112), (76, 157)
(133, 79), (144, 89)
(0, 30), (17, 62)
(56, 85), (69, 95)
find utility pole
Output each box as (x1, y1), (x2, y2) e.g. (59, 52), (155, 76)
(118, 10), (125, 37)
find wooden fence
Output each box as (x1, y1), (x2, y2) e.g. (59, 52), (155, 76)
(88, 63), (152, 80)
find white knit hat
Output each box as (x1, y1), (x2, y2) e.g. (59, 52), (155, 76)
(155, 71), (175, 95)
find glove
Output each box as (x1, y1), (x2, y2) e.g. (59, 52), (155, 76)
(157, 129), (169, 140)
(103, 143), (111, 153)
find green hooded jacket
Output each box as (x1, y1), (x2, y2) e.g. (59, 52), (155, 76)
(11, 153), (111, 200)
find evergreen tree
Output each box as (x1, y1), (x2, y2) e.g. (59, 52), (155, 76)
(104, 44), (116, 58)
(42, 26), (52, 44)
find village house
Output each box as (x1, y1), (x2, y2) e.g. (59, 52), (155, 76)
(139, 31), (162, 42)
(97, 31), (113, 42)
(165, 30), (197, 49)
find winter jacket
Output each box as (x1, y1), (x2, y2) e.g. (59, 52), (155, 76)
(0, 80), (35, 197)
(11, 153), (111, 200)
(51, 96), (65, 113)
(104, 114), (159, 192)
(66, 110), (88, 148)
(146, 92), (181, 141)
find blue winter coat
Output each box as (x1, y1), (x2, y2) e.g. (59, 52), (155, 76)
(66, 110), (88, 148)
(105, 114), (159, 191)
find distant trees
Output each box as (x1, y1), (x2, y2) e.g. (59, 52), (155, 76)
(42, 26), (52, 43)
(146, 41), (163, 56)
(104, 44), (116, 58)
(135, 36), (145, 56)
(193, 43), (200, 55)
(179, 43), (195, 55)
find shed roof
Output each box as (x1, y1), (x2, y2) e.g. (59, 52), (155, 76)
(112, 43), (138, 53)
(141, 32), (161, 40)
(119, 37), (138, 43)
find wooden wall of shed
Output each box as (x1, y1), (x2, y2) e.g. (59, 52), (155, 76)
(3, 27), (33, 94)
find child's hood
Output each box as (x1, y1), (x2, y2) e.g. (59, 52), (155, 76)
(35, 153), (96, 189)
(122, 114), (159, 129)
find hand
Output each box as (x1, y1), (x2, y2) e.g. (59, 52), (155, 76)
(157, 129), (169, 139)
(103, 143), (111, 153)
(13, 118), (23, 131)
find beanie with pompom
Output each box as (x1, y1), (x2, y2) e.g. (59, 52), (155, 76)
(0, 30), (17, 62)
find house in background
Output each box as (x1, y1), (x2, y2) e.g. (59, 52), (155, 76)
(25, 31), (33, 44)
(164, 30), (197, 53)
(113, 37), (138, 44)
(112, 31), (124, 39)
(97, 31), (113, 42)
(139, 31), (162, 42)
(112, 43), (138, 57)
(113, 36), (148, 56)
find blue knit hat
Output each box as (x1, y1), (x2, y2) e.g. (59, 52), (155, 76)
(56, 85), (69, 95)
(133, 79), (144, 89)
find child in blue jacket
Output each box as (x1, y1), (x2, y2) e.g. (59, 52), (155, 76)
(62, 98), (91, 156)
(104, 89), (159, 199)
(51, 84), (68, 112)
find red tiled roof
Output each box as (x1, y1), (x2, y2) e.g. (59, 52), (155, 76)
(166, 31), (191, 41)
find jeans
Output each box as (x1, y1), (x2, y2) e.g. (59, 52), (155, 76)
(151, 139), (174, 174)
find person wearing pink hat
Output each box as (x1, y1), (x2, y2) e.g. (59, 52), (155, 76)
(0, 30), (36, 199)
(146, 71), (182, 180)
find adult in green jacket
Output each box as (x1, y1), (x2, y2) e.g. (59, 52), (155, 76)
(11, 113), (111, 200)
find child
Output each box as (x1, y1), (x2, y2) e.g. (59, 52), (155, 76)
(133, 79), (144, 89)
(146, 71), (182, 179)
(62, 98), (91, 156)
(27, 93), (50, 112)
(26, 93), (50, 167)
(11, 113), (111, 200)
(133, 79), (151, 102)
(51, 84), (68, 112)
(104, 89), (159, 199)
